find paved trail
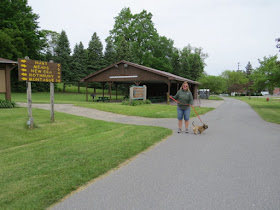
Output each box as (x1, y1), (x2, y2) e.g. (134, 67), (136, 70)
(22, 98), (280, 209)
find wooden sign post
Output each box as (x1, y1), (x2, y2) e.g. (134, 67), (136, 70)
(17, 58), (61, 126)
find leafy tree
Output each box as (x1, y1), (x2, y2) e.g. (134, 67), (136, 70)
(54, 30), (72, 91)
(221, 70), (249, 94)
(40, 30), (60, 61)
(0, 0), (44, 60)
(87, 32), (105, 73)
(198, 74), (226, 94)
(0, 0), (49, 92)
(251, 55), (280, 93)
(179, 45), (208, 81)
(115, 36), (135, 62)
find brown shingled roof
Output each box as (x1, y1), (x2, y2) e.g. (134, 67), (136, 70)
(0, 58), (18, 64)
(81, 60), (200, 85)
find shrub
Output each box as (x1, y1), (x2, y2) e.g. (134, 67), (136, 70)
(122, 99), (151, 106)
(0, 100), (18, 108)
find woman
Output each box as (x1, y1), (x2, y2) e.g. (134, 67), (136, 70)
(173, 81), (193, 133)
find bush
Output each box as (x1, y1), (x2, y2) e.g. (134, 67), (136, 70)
(0, 100), (18, 108)
(122, 99), (151, 106)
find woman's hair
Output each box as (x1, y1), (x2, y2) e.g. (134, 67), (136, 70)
(180, 81), (190, 91)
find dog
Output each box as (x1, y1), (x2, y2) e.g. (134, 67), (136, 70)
(192, 121), (208, 135)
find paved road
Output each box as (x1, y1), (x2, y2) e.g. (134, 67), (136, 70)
(24, 98), (280, 209)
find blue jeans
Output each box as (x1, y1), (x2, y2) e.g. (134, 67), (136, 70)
(177, 107), (191, 120)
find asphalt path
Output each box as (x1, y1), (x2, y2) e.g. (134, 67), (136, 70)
(24, 98), (280, 209)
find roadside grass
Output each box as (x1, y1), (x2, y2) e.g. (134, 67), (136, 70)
(1, 93), (214, 118)
(234, 96), (280, 124)
(209, 95), (223, 100)
(56, 83), (123, 95)
(0, 108), (172, 210)
(2, 92), (123, 104)
(78, 102), (214, 118)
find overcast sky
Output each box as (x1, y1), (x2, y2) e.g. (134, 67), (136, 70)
(28, 0), (280, 76)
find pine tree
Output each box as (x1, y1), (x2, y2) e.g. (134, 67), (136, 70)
(54, 30), (72, 91)
(87, 32), (105, 73)
(104, 37), (117, 65)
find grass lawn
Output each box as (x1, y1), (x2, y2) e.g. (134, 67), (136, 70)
(78, 102), (214, 118)
(234, 96), (280, 124)
(0, 108), (172, 209)
(2, 92), (122, 104)
(1, 92), (214, 118)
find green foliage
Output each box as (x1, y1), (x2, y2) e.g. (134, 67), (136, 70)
(54, 30), (72, 91)
(87, 32), (105, 72)
(180, 45), (208, 81)
(122, 99), (152, 106)
(0, 100), (17, 108)
(221, 70), (249, 94)
(72, 42), (88, 83)
(198, 75), (226, 94)
(251, 55), (280, 93)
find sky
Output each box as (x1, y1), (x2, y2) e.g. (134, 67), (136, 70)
(28, 0), (280, 76)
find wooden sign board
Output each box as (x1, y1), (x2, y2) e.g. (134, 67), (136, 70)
(130, 85), (147, 100)
(17, 58), (61, 83)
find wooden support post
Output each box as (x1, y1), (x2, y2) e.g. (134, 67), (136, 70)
(50, 82), (54, 122)
(27, 81), (34, 128)
(86, 82), (88, 101)
(108, 81), (113, 102)
(115, 83), (118, 100)
(49, 60), (55, 122)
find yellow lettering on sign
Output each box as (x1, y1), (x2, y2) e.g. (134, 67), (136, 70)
(21, 64), (27, 68)
(22, 77), (27, 81)
(21, 60), (26, 63)
(21, 69), (27, 72)
(21, 73), (27, 76)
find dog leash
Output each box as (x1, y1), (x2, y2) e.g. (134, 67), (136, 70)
(169, 96), (204, 124)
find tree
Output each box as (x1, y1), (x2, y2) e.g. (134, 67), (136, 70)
(221, 70), (249, 94)
(245, 61), (253, 75)
(198, 75), (226, 94)
(0, 0), (44, 60)
(179, 45), (208, 81)
(251, 55), (280, 93)
(87, 32), (105, 73)
(72, 42), (88, 92)
(0, 0), (48, 92)
(40, 30), (60, 61)
(104, 37), (117, 65)
(54, 30), (72, 91)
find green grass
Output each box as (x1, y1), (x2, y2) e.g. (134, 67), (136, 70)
(234, 96), (280, 124)
(208, 95), (223, 100)
(1, 92), (123, 104)
(1, 92), (214, 118)
(56, 83), (123, 95)
(0, 108), (172, 209)
(78, 102), (214, 118)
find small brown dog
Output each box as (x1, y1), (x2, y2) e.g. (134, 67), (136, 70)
(192, 121), (208, 134)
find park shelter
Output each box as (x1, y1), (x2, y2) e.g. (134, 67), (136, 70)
(80, 60), (200, 102)
(0, 58), (18, 100)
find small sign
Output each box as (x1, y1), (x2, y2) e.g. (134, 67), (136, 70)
(130, 85), (147, 100)
(18, 58), (61, 83)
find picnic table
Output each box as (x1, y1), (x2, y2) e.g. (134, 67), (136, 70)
(97, 96), (109, 102)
